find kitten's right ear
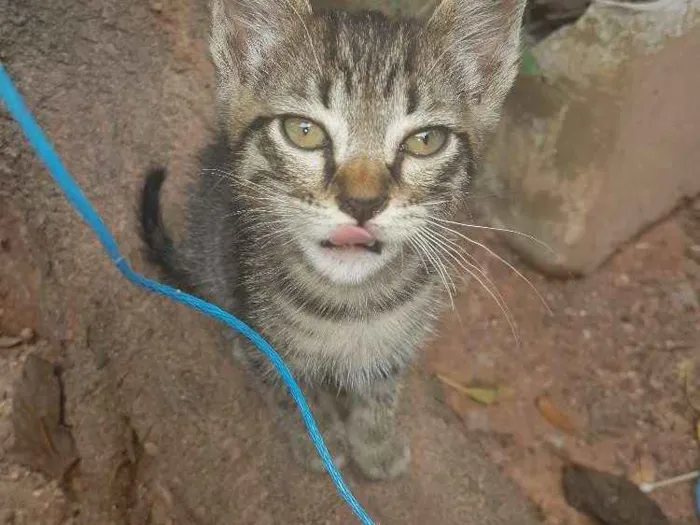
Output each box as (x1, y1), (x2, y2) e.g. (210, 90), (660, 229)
(209, 0), (313, 83)
(429, 0), (527, 128)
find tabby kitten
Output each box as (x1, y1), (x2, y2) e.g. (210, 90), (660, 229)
(140, 0), (526, 480)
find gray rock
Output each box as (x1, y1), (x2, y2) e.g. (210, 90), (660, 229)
(480, 1), (700, 276)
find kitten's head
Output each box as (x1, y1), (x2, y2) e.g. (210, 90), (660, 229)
(209, 0), (525, 284)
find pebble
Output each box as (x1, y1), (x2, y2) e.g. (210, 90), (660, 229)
(688, 244), (700, 263)
(464, 409), (490, 432)
(19, 328), (33, 342)
(615, 273), (631, 286)
(670, 281), (699, 311)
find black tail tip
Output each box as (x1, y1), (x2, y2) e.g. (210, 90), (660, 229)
(140, 166), (168, 244)
(144, 166), (167, 194)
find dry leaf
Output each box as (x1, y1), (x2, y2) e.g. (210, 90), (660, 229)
(678, 359), (695, 382)
(436, 373), (504, 406)
(695, 420), (700, 442)
(563, 465), (670, 525)
(629, 452), (656, 486)
(536, 396), (579, 436)
(10, 354), (79, 480)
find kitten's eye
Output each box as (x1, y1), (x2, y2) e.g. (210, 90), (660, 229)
(282, 117), (327, 150)
(403, 128), (447, 157)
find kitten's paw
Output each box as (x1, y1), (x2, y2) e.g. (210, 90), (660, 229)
(349, 436), (411, 481)
(289, 421), (348, 473)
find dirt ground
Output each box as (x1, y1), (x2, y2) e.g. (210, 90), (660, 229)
(427, 200), (700, 524)
(2, 202), (698, 524)
(1, 0), (698, 524)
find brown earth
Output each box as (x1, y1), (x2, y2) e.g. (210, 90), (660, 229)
(0, 0), (698, 524)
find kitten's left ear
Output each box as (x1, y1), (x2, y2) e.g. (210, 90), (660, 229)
(429, 0), (527, 124)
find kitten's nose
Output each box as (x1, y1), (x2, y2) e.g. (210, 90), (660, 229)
(333, 156), (390, 224)
(337, 195), (388, 225)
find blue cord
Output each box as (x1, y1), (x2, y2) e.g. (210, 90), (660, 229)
(0, 65), (374, 525)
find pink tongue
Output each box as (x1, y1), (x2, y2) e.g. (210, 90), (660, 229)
(328, 226), (375, 246)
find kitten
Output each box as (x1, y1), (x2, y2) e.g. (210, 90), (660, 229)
(140, 0), (526, 480)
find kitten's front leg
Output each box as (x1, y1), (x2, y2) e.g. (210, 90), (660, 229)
(222, 332), (348, 472)
(346, 378), (410, 481)
(270, 385), (349, 473)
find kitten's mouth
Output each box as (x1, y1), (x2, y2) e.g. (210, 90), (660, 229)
(320, 226), (382, 254)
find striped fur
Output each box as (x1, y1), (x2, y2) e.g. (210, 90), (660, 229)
(140, 0), (526, 480)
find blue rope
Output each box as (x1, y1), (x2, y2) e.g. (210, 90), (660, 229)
(0, 65), (374, 525)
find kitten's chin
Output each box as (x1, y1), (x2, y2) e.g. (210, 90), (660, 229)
(300, 241), (394, 285)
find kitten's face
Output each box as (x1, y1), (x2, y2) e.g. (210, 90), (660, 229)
(210, 1), (525, 284)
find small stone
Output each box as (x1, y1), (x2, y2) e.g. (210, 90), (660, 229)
(664, 339), (679, 350)
(687, 244), (700, 263)
(19, 328), (34, 342)
(622, 323), (635, 334)
(464, 409), (490, 432)
(583, 329), (592, 340)
(149, 1), (163, 13)
(616, 273), (631, 286)
(545, 434), (565, 450)
(669, 281), (699, 311)
(635, 242), (651, 251)
(144, 442), (159, 456)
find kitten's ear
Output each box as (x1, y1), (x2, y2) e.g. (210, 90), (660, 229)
(429, 0), (526, 118)
(209, 0), (313, 82)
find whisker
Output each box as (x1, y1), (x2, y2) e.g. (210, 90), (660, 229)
(418, 226), (520, 344)
(407, 237), (455, 309)
(429, 215), (555, 255)
(426, 218), (552, 315)
(411, 234), (456, 310)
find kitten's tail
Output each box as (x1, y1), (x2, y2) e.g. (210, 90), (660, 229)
(139, 167), (188, 287)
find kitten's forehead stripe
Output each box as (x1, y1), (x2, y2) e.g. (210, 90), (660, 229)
(319, 77), (332, 109)
(383, 64), (398, 100)
(406, 84), (419, 115)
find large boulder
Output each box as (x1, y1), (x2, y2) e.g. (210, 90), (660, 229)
(481, 1), (700, 276)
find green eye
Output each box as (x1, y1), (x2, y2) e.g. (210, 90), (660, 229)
(282, 117), (327, 150)
(403, 128), (448, 157)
